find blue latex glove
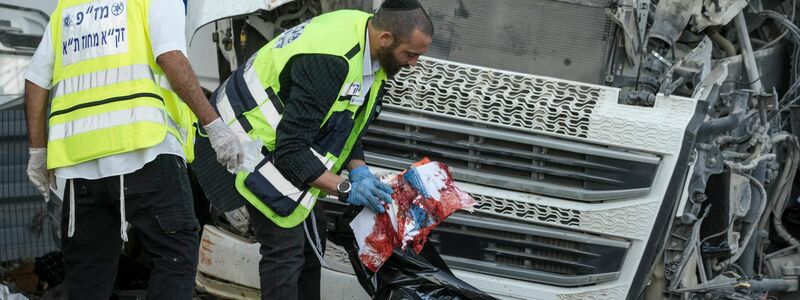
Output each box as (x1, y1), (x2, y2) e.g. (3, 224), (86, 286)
(347, 166), (394, 213)
(348, 165), (374, 183)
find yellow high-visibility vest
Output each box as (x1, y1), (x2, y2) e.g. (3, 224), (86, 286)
(47, 0), (196, 169)
(212, 10), (387, 228)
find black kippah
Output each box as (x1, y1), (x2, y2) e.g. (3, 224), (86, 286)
(379, 0), (423, 11)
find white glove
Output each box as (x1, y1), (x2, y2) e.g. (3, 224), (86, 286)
(204, 118), (245, 173)
(26, 148), (50, 201)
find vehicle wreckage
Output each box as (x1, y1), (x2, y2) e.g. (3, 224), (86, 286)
(2, 0), (800, 299)
(184, 0), (800, 299)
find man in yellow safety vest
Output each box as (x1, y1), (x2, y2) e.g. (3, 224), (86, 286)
(24, 0), (243, 298)
(208, 0), (433, 298)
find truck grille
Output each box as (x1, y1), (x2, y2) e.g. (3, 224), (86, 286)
(384, 57), (608, 138)
(363, 110), (660, 202)
(430, 215), (629, 287)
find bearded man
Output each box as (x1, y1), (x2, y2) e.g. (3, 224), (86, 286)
(206, 0), (433, 299)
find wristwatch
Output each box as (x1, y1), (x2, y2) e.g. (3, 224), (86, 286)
(337, 179), (352, 203)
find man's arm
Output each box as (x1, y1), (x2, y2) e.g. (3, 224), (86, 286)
(25, 80), (49, 148)
(310, 171), (344, 195)
(157, 50), (243, 170)
(311, 149), (366, 195)
(273, 55), (350, 194)
(347, 159), (367, 172)
(25, 80), (52, 201)
(273, 57), (393, 211)
(308, 134), (365, 194)
(156, 51), (218, 125)
(346, 143), (367, 171)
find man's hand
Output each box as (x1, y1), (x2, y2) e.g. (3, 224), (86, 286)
(27, 148), (50, 201)
(203, 118), (244, 172)
(346, 166), (393, 213)
(158, 50), (246, 171)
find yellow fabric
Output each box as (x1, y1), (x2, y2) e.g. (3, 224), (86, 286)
(47, 0), (196, 168)
(231, 10), (388, 228)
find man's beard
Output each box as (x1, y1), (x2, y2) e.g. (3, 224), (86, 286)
(377, 43), (406, 78)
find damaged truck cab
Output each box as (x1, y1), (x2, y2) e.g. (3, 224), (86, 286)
(183, 0), (800, 299)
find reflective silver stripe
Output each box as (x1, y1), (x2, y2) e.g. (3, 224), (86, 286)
(298, 192), (315, 210)
(229, 120), (253, 142)
(244, 66), (282, 130)
(165, 114), (188, 143)
(157, 75), (184, 141)
(48, 106), (165, 141)
(243, 66), (268, 105)
(154, 74), (175, 92)
(299, 148), (333, 209)
(311, 148), (333, 169)
(165, 113), (179, 132)
(257, 161), (305, 201)
(52, 64), (155, 98)
(215, 83), (237, 122)
(214, 82), (253, 142)
(257, 97), (282, 130)
(252, 148), (332, 210)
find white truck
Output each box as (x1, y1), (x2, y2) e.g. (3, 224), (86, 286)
(185, 1), (800, 299)
(2, 0), (799, 299)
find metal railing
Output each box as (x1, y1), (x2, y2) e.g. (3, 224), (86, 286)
(0, 106), (58, 263)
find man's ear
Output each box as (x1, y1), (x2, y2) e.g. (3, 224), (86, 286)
(378, 31), (394, 48)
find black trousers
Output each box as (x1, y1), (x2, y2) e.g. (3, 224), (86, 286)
(60, 154), (200, 300)
(245, 201), (328, 300)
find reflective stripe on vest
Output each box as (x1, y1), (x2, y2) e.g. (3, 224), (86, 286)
(218, 10), (388, 228)
(246, 148), (333, 214)
(51, 64), (153, 98)
(49, 104), (184, 141)
(49, 106), (164, 140)
(47, 0), (197, 169)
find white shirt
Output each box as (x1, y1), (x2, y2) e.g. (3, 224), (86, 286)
(25, 0), (189, 180)
(363, 30), (381, 94)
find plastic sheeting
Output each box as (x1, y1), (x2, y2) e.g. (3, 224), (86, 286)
(330, 167), (495, 300)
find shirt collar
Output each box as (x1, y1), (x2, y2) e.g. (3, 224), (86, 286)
(363, 30), (381, 75)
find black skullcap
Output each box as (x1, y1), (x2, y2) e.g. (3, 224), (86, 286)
(379, 0), (423, 11)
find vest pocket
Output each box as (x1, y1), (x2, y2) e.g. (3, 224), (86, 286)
(244, 154), (308, 217)
(315, 110), (355, 157)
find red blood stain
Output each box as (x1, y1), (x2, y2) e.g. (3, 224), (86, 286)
(360, 211), (400, 272)
(358, 162), (477, 271)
